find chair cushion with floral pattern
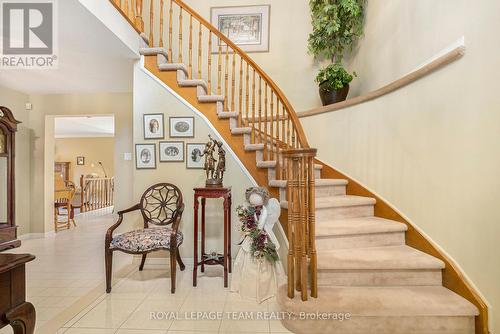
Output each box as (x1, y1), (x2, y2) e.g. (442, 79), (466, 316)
(110, 228), (183, 252)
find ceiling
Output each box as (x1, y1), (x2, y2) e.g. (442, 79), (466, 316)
(0, 0), (138, 94)
(54, 116), (115, 138)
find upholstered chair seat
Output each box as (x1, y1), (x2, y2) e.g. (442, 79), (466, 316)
(110, 228), (184, 253)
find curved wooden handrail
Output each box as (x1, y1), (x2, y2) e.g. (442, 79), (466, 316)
(172, 0), (309, 149)
(298, 46), (466, 118)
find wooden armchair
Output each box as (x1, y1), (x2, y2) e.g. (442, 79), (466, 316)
(54, 185), (76, 232)
(105, 183), (185, 293)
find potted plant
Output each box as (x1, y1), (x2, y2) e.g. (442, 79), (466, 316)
(308, 0), (366, 106)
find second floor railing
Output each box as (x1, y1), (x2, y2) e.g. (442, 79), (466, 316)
(111, 0), (317, 301)
(80, 176), (115, 212)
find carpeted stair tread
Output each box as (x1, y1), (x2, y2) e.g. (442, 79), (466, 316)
(198, 94), (225, 103)
(231, 127), (252, 135)
(218, 111), (238, 119)
(316, 217), (408, 237)
(158, 62), (188, 75)
(281, 195), (376, 209)
(139, 47), (168, 58)
(317, 245), (445, 270)
(278, 285), (478, 317)
(244, 143), (265, 151)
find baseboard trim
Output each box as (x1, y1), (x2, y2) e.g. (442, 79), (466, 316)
(18, 231), (56, 240)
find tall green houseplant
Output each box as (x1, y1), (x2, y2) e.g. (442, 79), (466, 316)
(308, 0), (366, 105)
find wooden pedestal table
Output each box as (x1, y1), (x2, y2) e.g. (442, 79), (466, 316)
(0, 253), (36, 334)
(193, 187), (232, 287)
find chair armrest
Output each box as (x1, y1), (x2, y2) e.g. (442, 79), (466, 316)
(170, 203), (185, 247)
(105, 203), (141, 247)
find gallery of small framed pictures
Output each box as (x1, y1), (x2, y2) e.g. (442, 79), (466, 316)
(136, 114), (201, 169)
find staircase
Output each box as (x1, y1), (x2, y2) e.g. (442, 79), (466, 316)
(110, 0), (483, 333)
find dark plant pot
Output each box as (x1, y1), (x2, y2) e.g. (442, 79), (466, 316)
(319, 82), (350, 106)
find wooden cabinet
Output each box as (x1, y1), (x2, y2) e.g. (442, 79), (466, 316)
(0, 107), (20, 252)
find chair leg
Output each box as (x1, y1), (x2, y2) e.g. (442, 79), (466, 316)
(170, 249), (177, 294)
(176, 250), (185, 271)
(105, 249), (113, 293)
(54, 207), (58, 232)
(139, 254), (147, 271)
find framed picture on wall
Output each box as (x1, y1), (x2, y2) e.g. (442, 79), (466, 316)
(76, 156), (85, 165)
(186, 143), (205, 169)
(169, 117), (194, 138)
(135, 144), (156, 169)
(210, 5), (270, 53)
(159, 141), (184, 162)
(143, 114), (164, 139)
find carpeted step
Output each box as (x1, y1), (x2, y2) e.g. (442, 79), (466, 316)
(244, 143), (265, 151)
(282, 195), (376, 220)
(218, 111), (238, 119)
(270, 178), (347, 198)
(316, 217), (407, 250)
(198, 94), (224, 103)
(231, 127), (252, 135)
(317, 245), (444, 286)
(158, 62), (189, 77)
(277, 285), (478, 334)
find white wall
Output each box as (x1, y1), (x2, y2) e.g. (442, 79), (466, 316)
(301, 0), (500, 330)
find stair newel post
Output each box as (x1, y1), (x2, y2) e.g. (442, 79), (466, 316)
(307, 151), (318, 298)
(159, 0), (164, 47)
(299, 155), (308, 301)
(168, 0), (173, 62)
(134, 0), (144, 33)
(149, 0), (154, 46)
(188, 14), (193, 78)
(285, 151), (297, 299)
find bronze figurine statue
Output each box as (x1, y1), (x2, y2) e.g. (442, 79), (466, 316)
(197, 135), (226, 187)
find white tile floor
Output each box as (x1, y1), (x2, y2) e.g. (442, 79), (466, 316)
(0, 208), (131, 334)
(1, 208), (292, 334)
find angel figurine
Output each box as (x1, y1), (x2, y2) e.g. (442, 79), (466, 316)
(230, 187), (286, 303)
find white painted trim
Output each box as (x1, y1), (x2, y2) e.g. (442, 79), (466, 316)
(18, 231), (56, 240)
(316, 157), (491, 314)
(137, 57), (289, 269)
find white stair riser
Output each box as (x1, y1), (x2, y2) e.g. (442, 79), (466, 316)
(276, 183), (346, 202)
(316, 231), (405, 250)
(317, 269), (442, 287)
(316, 204), (374, 221)
(280, 316), (474, 334)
